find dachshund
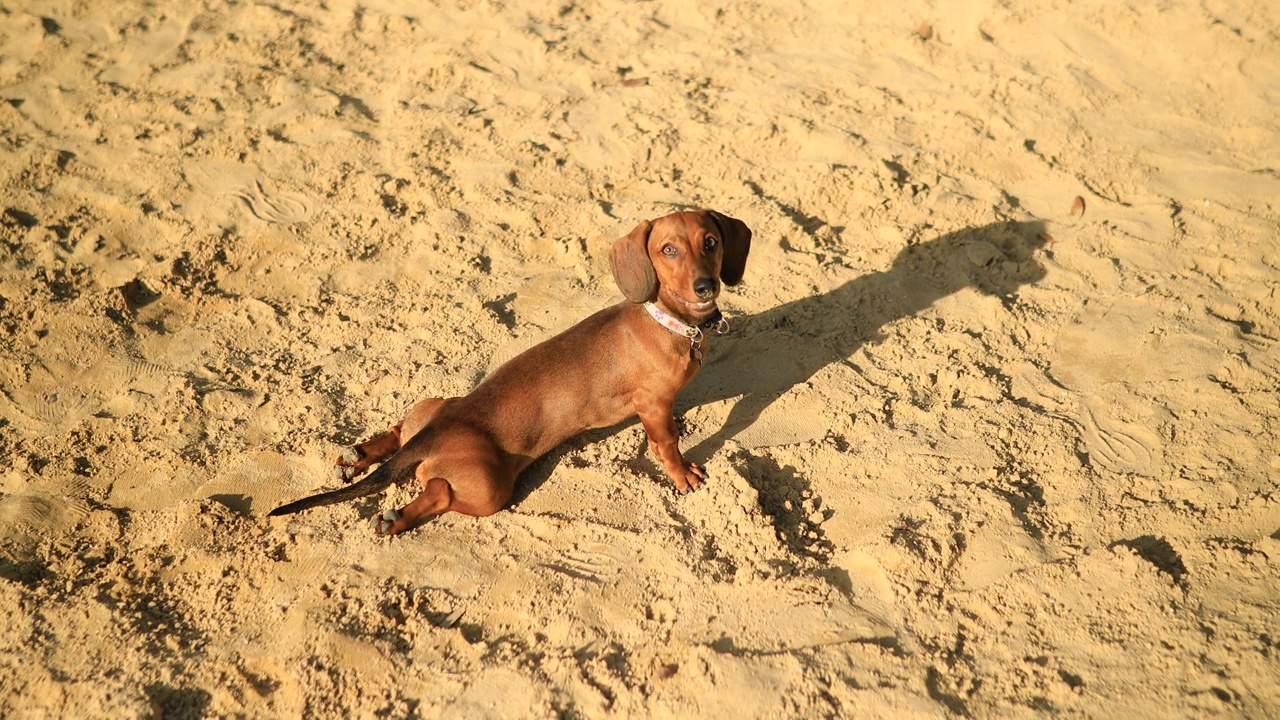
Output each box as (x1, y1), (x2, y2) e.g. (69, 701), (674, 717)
(268, 210), (751, 535)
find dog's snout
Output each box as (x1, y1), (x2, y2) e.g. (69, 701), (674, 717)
(693, 277), (718, 299)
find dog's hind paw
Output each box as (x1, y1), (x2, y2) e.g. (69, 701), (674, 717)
(334, 447), (364, 482)
(373, 508), (400, 536)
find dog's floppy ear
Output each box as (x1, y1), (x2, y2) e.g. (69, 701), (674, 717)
(710, 211), (752, 286)
(609, 219), (657, 303)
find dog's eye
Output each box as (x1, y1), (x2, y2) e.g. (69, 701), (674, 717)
(661, 245), (677, 257)
(703, 235), (718, 251)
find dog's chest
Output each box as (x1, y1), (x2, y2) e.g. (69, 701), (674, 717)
(659, 332), (707, 383)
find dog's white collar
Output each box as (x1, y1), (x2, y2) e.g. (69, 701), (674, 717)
(643, 302), (729, 362)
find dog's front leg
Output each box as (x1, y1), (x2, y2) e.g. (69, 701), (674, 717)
(634, 393), (705, 492)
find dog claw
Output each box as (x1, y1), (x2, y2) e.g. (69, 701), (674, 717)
(335, 448), (362, 482)
(673, 463), (706, 494)
(374, 508), (400, 535)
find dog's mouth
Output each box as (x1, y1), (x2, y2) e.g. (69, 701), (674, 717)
(673, 293), (718, 315)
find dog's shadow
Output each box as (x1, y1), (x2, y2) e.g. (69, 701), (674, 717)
(681, 219), (1049, 455)
(681, 219), (1047, 457)
(513, 220), (1047, 503)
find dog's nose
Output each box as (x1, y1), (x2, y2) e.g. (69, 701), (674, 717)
(693, 277), (718, 299)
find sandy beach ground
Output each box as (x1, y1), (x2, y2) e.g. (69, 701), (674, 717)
(2, 0), (1278, 717)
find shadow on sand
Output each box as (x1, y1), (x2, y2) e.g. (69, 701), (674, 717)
(682, 219), (1048, 457)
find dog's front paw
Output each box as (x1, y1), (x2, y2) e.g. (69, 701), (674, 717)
(373, 508), (400, 536)
(672, 463), (707, 494)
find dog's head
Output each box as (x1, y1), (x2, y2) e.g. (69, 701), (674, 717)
(609, 210), (752, 320)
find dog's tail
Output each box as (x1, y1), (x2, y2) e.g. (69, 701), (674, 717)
(267, 454), (421, 517)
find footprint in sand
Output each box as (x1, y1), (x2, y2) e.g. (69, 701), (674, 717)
(107, 468), (196, 513)
(0, 472), (90, 539)
(1077, 397), (1163, 476)
(184, 161), (313, 225)
(232, 179), (314, 224)
(732, 391), (830, 449)
(1009, 363), (1165, 478)
(0, 384), (97, 439)
(200, 451), (318, 516)
(544, 542), (628, 583)
(1, 348), (174, 439)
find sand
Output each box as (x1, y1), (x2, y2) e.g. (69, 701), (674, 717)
(2, 0), (1278, 717)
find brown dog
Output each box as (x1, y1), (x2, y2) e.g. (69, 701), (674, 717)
(268, 210), (751, 535)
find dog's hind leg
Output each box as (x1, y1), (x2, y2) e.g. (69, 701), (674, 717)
(377, 445), (516, 536)
(376, 476), (454, 536)
(335, 427), (402, 481)
(336, 397), (451, 481)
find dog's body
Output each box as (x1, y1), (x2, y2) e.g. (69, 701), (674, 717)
(269, 210), (751, 535)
